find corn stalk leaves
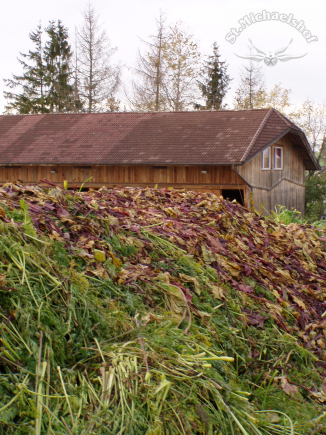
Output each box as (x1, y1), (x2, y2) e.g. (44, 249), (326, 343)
(0, 183), (326, 433)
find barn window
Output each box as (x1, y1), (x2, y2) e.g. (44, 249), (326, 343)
(261, 147), (270, 170)
(274, 147), (283, 170)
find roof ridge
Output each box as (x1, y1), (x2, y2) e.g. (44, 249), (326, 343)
(0, 108), (273, 118)
(240, 108), (273, 163)
(272, 109), (300, 130)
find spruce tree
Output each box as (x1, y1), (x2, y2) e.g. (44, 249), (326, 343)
(44, 20), (74, 112)
(3, 24), (47, 114)
(196, 43), (231, 110)
(4, 21), (77, 114)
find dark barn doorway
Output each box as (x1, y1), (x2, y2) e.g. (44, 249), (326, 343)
(221, 189), (244, 206)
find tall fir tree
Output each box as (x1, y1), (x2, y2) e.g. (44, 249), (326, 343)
(4, 21), (77, 114)
(44, 20), (75, 112)
(196, 43), (231, 110)
(3, 24), (47, 114)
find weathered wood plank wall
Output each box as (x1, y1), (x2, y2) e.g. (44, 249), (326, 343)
(235, 135), (305, 215)
(0, 164), (246, 202)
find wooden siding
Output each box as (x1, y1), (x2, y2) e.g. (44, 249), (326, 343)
(0, 164), (246, 203)
(235, 135), (305, 215)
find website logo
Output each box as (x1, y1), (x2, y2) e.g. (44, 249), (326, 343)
(225, 11), (318, 45)
(234, 39), (307, 67)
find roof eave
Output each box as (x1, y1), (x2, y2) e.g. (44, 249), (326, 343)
(242, 127), (320, 171)
(0, 162), (243, 166)
(242, 128), (292, 164)
(289, 129), (320, 170)
(240, 108), (273, 163)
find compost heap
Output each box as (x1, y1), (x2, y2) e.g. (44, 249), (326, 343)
(0, 182), (326, 435)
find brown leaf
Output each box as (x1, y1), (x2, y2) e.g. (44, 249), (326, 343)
(207, 235), (224, 251)
(0, 207), (6, 219)
(243, 310), (268, 328)
(238, 284), (253, 294)
(281, 377), (298, 397)
(0, 273), (7, 287)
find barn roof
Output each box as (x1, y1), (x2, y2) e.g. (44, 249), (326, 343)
(0, 109), (319, 169)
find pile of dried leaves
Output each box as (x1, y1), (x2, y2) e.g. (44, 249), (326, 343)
(0, 182), (326, 434)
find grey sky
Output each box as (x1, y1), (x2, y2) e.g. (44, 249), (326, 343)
(0, 0), (324, 112)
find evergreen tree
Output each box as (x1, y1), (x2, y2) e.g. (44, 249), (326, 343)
(44, 20), (75, 112)
(196, 43), (231, 110)
(4, 21), (77, 114)
(3, 24), (47, 114)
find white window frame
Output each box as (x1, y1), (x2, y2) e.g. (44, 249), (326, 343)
(261, 147), (271, 170)
(274, 147), (283, 170)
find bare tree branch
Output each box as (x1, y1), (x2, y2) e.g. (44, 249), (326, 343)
(76, 3), (121, 112)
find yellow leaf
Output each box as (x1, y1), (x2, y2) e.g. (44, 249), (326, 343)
(90, 266), (108, 279)
(94, 250), (106, 263)
(106, 216), (119, 227)
(156, 272), (172, 284)
(179, 273), (201, 295)
(292, 295), (306, 310)
(215, 254), (241, 278)
(164, 284), (183, 299)
(197, 200), (208, 207)
(210, 284), (225, 300)
(266, 302), (282, 316)
(141, 313), (163, 325)
(108, 252), (122, 267)
(278, 269), (294, 282)
(310, 390), (326, 403)
(202, 245), (215, 263)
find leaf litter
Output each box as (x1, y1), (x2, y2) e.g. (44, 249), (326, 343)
(0, 182), (326, 433)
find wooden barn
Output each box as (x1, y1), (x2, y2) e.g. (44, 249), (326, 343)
(0, 109), (319, 215)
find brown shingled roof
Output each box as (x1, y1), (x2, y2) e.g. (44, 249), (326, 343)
(0, 109), (319, 169)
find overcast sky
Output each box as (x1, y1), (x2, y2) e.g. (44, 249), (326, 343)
(0, 0), (324, 112)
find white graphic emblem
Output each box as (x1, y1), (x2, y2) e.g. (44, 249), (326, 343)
(234, 39), (308, 66)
